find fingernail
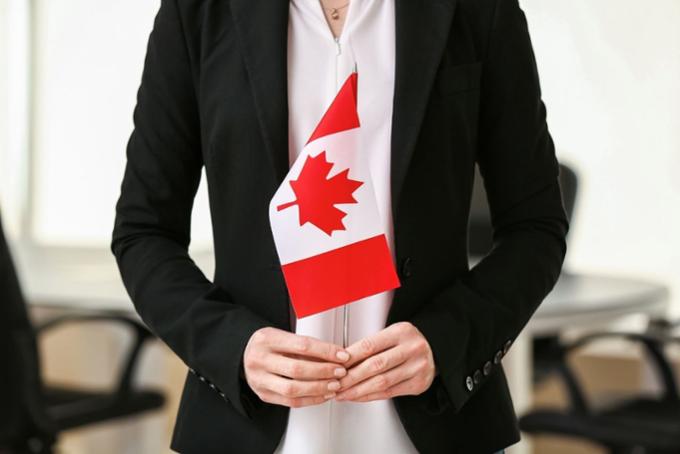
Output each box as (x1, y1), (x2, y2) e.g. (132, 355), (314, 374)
(334, 368), (346, 377)
(324, 393), (336, 399)
(336, 351), (350, 361)
(328, 381), (341, 391)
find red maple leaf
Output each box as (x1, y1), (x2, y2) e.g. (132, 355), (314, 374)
(277, 151), (363, 236)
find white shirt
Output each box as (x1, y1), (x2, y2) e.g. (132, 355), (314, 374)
(274, 1), (419, 453)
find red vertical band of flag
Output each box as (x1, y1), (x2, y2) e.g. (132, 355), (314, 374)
(306, 72), (360, 144)
(281, 234), (400, 318)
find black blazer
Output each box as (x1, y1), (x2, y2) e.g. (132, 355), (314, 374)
(0, 213), (51, 449)
(111, 0), (569, 452)
(0, 213), (32, 446)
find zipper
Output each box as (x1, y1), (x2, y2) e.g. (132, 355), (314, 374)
(334, 36), (342, 93)
(334, 36), (342, 56)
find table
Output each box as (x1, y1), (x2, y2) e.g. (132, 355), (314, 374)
(15, 244), (669, 319)
(531, 272), (670, 335)
(12, 242), (215, 313)
(12, 243), (672, 453)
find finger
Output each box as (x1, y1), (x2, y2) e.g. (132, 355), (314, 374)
(267, 353), (347, 380)
(343, 323), (404, 368)
(285, 353), (338, 363)
(257, 389), (335, 408)
(335, 362), (411, 401)
(271, 332), (350, 364)
(345, 376), (418, 403)
(265, 373), (342, 398)
(338, 346), (407, 389)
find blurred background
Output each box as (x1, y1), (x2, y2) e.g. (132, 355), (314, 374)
(1, 0), (679, 453)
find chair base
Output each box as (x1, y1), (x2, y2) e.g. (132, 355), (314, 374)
(520, 397), (680, 454)
(44, 385), (165, 431)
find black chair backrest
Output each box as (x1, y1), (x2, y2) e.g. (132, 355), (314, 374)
(0, 213), (52, 448)
(468, 162), (578, 256)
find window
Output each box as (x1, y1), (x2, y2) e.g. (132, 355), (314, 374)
(9, 0), (212, 249)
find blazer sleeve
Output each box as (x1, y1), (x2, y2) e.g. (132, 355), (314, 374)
(110, 0), (274, 420)
(409, 0), (569, 413)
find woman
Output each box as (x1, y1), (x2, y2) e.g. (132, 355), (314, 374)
(111, 0), (568, 453)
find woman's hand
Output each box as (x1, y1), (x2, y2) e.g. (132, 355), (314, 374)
(335, 322), (436, 402)
(243, 327), (351, 408)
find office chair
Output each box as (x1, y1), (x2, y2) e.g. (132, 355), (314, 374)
(519, 326), (680, 454)
(0, 213), (165, 454)
(468, 162), (579, 383)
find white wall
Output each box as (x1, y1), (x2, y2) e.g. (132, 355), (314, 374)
(0, 1), (7, 217)
(0, 0), (30, 238)
(30, 0), (212, 248)
(521, 0), (680, 314)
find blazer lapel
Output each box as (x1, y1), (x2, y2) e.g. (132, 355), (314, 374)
(390, 0), (458, 223)
(230, 0), (290, 184)
(230, 0), (458, 221)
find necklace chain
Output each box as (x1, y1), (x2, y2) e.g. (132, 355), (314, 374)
(320, 1), (349, 20)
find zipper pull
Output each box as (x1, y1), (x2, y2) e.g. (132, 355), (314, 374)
(335, 36), (342, 56)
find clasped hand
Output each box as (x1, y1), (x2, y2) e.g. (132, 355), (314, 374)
(243, 322), (436, 408)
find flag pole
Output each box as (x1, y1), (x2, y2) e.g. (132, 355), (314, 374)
(342, 304), (349, 348)
(342, 62), (358, 350)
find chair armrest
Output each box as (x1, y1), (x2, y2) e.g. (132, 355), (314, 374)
(647, 317), (680, 338)
(557, 331), (680, 413)
(550, 354), (591, 416)
(34, 312), (154, 395)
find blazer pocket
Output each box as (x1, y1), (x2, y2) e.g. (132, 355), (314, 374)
(433, 61), (483, 97)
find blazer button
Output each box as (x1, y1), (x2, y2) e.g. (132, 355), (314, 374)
(473, 369), (483, 385)
(493, 350), (503, 364)
(400, 257), (413, 279)
(503, 339), (513, 355)
(465, 375), (474, 392)
(483, 361), (492, 376)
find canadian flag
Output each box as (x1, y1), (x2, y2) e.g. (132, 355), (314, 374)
(269, 72), (400, 319)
